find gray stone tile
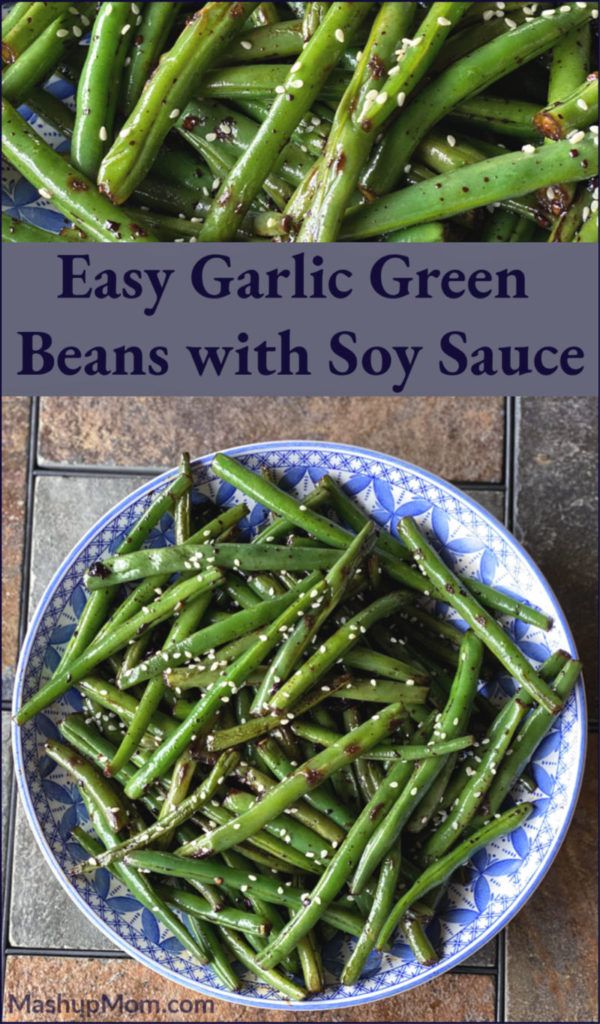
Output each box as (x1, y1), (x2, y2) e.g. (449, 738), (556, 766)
(28, 475), (150, 613)
(10, 793), (117, 951)
(514, 397), (598, 717)
(11, 474), (148, 951)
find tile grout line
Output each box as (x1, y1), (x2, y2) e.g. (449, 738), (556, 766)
(2, 397), (39, 1004)
(496, 395), (518, 1024)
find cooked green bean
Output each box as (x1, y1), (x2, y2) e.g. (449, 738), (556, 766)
(99, 3), (260, 204)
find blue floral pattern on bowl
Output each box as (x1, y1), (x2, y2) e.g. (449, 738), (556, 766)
(12, 442), (585, 1012)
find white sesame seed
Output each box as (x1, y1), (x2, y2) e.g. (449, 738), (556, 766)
(437, 16), (452, 25)
(397, 91), (406, 108)
(335, 28), (345, 43)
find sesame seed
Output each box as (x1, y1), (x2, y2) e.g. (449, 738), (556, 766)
(335, 28), (345, 43)
(437, 16), (452, 25)
(397, 91), (406, 108)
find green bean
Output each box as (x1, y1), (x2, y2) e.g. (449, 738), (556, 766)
(404, 917), (439, 966)
(86, 542), (341, 589)
(16, 566), (223, 726)
(224, 789), (334, 865)
(296, 923), (324, 993)
(122, 3), (182, 116)
(449, 94), (540, 140)
(376, 803), (532, 950)
(342, 850), (401, 985)
(120, 574), (319, 688)
(482, 657), (582, 819)
(291, 721), (474, 763)
(237, 762), (346, 845)
(251, 521), (376, 712)
(549, 24), (592, 104)
(195, 800), (323, 875)
(384, 223), (451, 243)
(72, 2), (135, 178)
(367, 4), (471, 133)
(124, 851), (365, 938)
(185, 916), (239, 992)
(296, 2), (417, 242)
(236, 97), (331, 159)
(2, 99), (159, 242)
(197, 3), (373, 241)
(344, 134), (598, 239)
(72, 819), (207, 965)
(90, 489), (244, 645)
(176, 702), (405, 858)
(1, 2), (34, 46)
(320, 473), (552, 629)
(535, 74), (599, 139)
(154, 884), (270, 937)
(344, 647), (428, 685)
(123, 571), (327, 796)
(351, 631), (482, 894)
(421, 693), (534, 863)
(253, 747), (424, 970)
(406, 753), (458, 834)
(575, 207), (598, 241)
(363, 3), (597, 196)
(2, 213), (61, 242)
(44, 740), (130, 833)
(207, 674), (349, 752)
(432, 8), (527, 73)
(99, 3), (259, 204)
(15, 466), (195, 725)
(334, 680), (428, 706)
(219, 18), (304, 62)
(2, 1), (67, 61)
(2, 6), (94, 105)
(267, 591), (412, 713)
(176, 99), (299, 209)
(397, 516), (563, 715)
(219, 928), (307, 1002)
(255, 736), (354, 832)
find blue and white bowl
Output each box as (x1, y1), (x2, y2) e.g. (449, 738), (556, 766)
(12, 441), (586, 1012)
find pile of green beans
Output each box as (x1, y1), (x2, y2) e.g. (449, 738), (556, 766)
(2, 2), (598, 243)
(15, 449), (582, 998)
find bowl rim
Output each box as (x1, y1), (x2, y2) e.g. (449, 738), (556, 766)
(11, 439), (587, 1012)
